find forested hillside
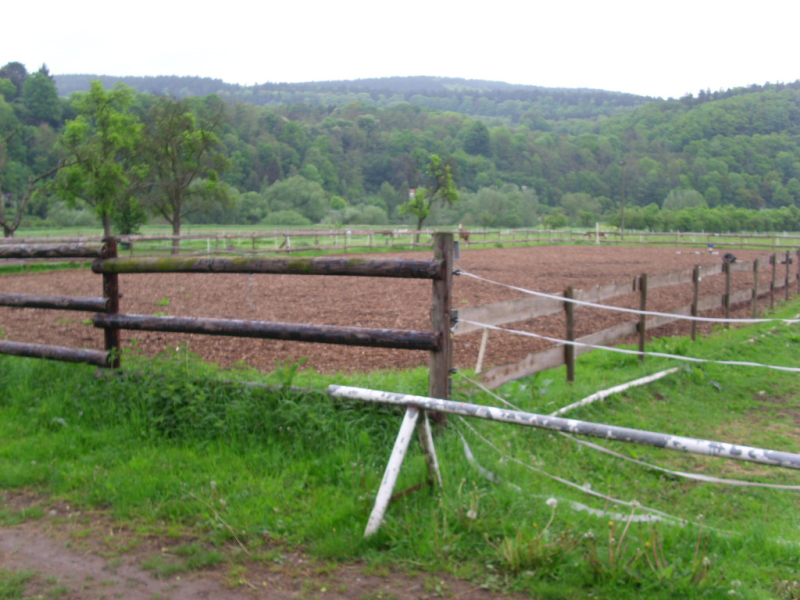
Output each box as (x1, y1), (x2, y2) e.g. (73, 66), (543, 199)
(4, 60), (800, 238)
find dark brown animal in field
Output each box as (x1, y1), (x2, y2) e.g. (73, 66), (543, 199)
(584, 231), (607, 238)
(458, 224), (470, 245)
(723, 253), (737, 264)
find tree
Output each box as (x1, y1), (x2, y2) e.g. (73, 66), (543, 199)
(398, 154), (459, 240)
(56, 81), (144, 237)
(143, 96), (228, 252)
(21, 65), (61, 126)
(0, 62), (28, 100)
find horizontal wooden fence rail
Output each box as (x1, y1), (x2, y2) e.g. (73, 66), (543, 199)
(92, 256), (445, 279)
(0, 341), (110, 367)
(0, 293), (108, 312)
(0, 243), (103, 259)
(93, 314), (442, 351)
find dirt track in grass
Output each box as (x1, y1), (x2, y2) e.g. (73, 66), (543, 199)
(0, 244), (782, 375)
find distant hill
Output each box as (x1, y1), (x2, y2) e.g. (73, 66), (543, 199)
(53, 75), (655, 123)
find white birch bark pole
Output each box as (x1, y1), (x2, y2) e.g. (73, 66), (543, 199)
(364, 406), (419, 537)
(329, 385), (800, 471)
(417, 411), (443, 488)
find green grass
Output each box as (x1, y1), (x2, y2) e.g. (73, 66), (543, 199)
(3, 304), (800, 598)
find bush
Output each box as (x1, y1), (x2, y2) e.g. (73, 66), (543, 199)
(261, 210), (312, 226)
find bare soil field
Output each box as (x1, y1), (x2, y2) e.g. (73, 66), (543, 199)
(0, 244), (781, 375)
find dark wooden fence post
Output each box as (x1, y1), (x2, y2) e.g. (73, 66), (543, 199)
(723, 261), (731, 328)
(752, 259), (760, 319)
(785, 251), (791, 301)
(429, 233), (454, 423)
(564, 286), (575, 382)
(770, 254), (776, 310)
(691, 266), (700, 341)
(638, 273), (648, 361)
(101, 237), (121, 368)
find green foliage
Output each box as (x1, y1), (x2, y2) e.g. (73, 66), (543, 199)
(56, 81), (144, 236)
(21, 65), (61, 126)
(397, 154), (459, 232)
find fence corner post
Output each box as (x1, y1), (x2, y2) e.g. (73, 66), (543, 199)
(691, 266), (700, 341)
(101, 236), (121, 369)
(429, 232), (454, 425)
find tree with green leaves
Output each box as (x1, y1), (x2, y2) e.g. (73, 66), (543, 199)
(21, 65), (61, 126)
(398, 154), (459, 240)
(56, 81), (144, 237)
(143, 96), (228, 253)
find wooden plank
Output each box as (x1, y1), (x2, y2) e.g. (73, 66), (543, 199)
(0, 340), (109, 367)
(480, 345), (565, 389)
(93, 255), (445, 279)
(0, 243), (103, 259)
(94, 313), (441, 351)
(0, 293), (107, 312)
(456, 295), (563, 335)
(646, 268), (694, 290)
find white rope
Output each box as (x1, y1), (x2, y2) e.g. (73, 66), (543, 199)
(459, 269), (800, 325)
(460, 318), (800, 374)
(454, 371), (800, 490)
(456, 418), (688, 526)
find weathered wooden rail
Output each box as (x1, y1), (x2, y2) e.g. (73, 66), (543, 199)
(460, 249), (800, 388)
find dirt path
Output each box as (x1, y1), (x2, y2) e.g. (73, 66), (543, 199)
(0, 494), (503, 600)
(0, 244), (777, 374)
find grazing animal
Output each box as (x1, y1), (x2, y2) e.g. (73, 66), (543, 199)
(723, 253), (737, 264)
(584, 231), (607, 238)
(458, 224), (470, 245)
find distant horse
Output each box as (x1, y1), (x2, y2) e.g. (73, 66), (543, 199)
(458, 224), (470, 245)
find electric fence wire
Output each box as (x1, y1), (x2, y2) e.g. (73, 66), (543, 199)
(460, 318), (800, 374)
(454, 370), (800, 491)
(458, 269), (800, 325)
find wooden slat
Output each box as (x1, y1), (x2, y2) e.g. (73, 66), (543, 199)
(0, 244), (103, 259)
(0, 293), (107, 312)
(0, 341), (109, 366)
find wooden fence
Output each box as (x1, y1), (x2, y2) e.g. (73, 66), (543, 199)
(0, 234), (456, 403)
(5, 228), (800, 259)
(458, 249), (800, 389)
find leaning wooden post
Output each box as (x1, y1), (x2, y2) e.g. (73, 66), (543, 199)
(770, 254), (777, 310)
(691, 266), (700, 341)
(101, 237), (121, 369)
(564, 286), (576, 382)
(751, 259), (760, 319)
(638, 273), (648, 361)
(429, 232), (454, 424)
(785, 251), (791, 301)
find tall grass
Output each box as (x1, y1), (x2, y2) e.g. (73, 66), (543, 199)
(3, 305), (800, 598)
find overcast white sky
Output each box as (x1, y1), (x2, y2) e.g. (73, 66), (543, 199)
(4, 0), (797, 99)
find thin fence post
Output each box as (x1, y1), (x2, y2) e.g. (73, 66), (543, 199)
(770, 254), (776, 310)
(723, 261), (731, 327)
(796, 249), (800, 294)
(691, 266), (700, 341)
(475, 328), (490, 374)
(101, 237), (121, 369)
(785, 251), (791, 301)
(429, 233), (454, 424)
(564, 286), (575, 382)
(638, 273), (648, 361)
(752, 259), (760, 319)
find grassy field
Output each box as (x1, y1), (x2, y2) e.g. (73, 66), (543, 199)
(3, 295), (800, 599)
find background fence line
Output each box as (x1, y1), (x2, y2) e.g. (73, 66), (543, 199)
(458, 249), (799, 388)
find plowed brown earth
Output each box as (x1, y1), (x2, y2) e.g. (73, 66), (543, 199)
(0, 244), (783, 375)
